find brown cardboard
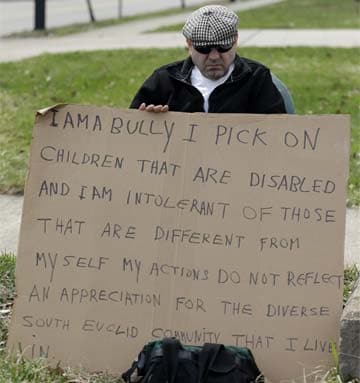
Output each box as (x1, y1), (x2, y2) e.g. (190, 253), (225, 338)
(8, 105), (350, 382)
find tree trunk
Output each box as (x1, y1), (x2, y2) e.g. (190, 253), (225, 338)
(86, 0), (96, 22)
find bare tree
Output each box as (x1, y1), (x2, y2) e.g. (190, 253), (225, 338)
(85, 0), (96, 22)
(180, 0), (186, 8)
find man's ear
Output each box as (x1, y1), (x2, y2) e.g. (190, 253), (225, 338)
(185, 38), (192, 54)
(234, 33), (239, 45)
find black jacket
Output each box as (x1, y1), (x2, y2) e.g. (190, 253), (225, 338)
(130, 55), (286, 114)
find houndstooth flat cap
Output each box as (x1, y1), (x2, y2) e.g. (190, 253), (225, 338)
(182, 5), (239, 46)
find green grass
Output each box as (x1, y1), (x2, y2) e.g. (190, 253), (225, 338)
(0, 352), (121, 383)
(0, 254), (15, 306)
(0, 254), (359, 382)
(0, 47), (359, 204)
(0, 253), (15, 349)
(343, 265), (360, 304)
(153, 0), (360, 32)
(236, 0), (360, 29)
(0, 353), (68, 383)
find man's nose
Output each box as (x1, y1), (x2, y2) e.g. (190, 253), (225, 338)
(208, 48), (221, 59)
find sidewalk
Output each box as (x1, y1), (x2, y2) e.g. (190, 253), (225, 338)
(1, 0), (359, 62)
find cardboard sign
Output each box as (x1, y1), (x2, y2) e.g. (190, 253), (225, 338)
(8, 105), (350, 382)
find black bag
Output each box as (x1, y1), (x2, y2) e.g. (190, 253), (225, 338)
(122, 338), (264, 383)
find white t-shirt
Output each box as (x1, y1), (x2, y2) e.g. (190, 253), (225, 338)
(190, 64), (234, 112)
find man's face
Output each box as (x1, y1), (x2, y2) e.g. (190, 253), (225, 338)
(186, 37), (238, 80)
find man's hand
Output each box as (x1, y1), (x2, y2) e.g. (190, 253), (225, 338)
(139, 103), (169, 113)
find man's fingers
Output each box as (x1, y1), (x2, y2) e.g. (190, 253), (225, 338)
(153, 105), (164, 113)
(139, 104), (169, 112)
(145, 104), (155, 111)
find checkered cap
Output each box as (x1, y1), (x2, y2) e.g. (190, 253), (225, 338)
(182, 5), (238, 46)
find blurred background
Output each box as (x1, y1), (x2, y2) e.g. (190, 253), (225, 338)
(0, 0), (233, 36)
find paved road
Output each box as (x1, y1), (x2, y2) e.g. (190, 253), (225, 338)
(0, 0), (282, 36)
(0, 0), (210, 36)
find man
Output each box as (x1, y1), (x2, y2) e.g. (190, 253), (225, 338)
(130, 5), (286, 114)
